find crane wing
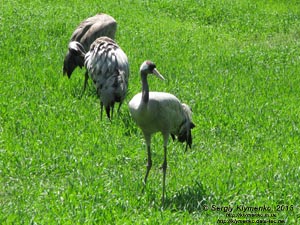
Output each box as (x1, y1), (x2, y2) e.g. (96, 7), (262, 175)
(70, 14), (117, 50)
(84, 37), (129, 103)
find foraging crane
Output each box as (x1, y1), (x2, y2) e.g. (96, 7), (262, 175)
(128, 60), (195, 206)
(69, 37), (129, 120)
(63, 13), (117, 94)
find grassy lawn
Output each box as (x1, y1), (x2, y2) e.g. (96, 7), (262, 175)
(1, 0), (300, 224)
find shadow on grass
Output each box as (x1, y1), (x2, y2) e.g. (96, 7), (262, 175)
(166, 180), (207, 213)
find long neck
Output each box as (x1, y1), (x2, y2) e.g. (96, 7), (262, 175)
(141, 73), (149, 103)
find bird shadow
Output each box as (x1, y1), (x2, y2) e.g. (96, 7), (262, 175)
(165, 180), (207, 213)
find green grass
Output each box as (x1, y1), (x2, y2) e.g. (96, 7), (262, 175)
(1, 0), (300, 224)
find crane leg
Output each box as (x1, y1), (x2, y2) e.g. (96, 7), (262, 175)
(82, 70), (89, 95)
(100, 101), (104, 121)
(110, 104), (114, 120)
(142, 145), (152, 192)
(161, 146), (167, 207)
(117, 102), (122, 115)
(105, 106), (111, 122)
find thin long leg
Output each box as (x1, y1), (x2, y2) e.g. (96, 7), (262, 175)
(143, 145), (152, 185)
(82, 70), (89, 95)
(111, 104), (114, 120)
(161, 133), (169, 208)
(105, 106), (112, 122)
(161, 146), (167, 207)
(142, 134), (152, 193)
(117, 102), (122, 115)
(100, 101), (104, 121)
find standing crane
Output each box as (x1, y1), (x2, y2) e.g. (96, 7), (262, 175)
(68, 37), (129, 120)
(63, 13), (117, 94)
(128, 60), (195, 206)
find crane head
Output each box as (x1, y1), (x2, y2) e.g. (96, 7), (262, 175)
(63, 41), (86, 78)
(140, 60), (165, 80)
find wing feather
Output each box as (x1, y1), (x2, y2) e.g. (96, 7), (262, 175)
(70, 14), (117, 50)
(84, 37), (129, 109)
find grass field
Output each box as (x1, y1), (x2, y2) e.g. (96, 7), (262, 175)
(1, 0), (300, 224)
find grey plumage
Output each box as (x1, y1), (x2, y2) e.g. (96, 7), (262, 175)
(128, 60), (195, 206)
(84, 37), (129, 120)
(63, 13), (117, 93)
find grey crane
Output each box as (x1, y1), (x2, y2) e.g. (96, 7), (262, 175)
(63, 13), (117, 94)
(128, 60), (195, 206)
(69, 37), (129, 120)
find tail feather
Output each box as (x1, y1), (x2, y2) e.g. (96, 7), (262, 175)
(177, 104), (195, 150)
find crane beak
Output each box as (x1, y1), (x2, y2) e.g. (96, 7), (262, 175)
(153, 68), (165, 80)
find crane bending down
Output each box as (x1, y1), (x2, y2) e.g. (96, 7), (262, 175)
(128, 60), (195, 206)
(68, 37), (129, 120)
(63, 13), (117, 94)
